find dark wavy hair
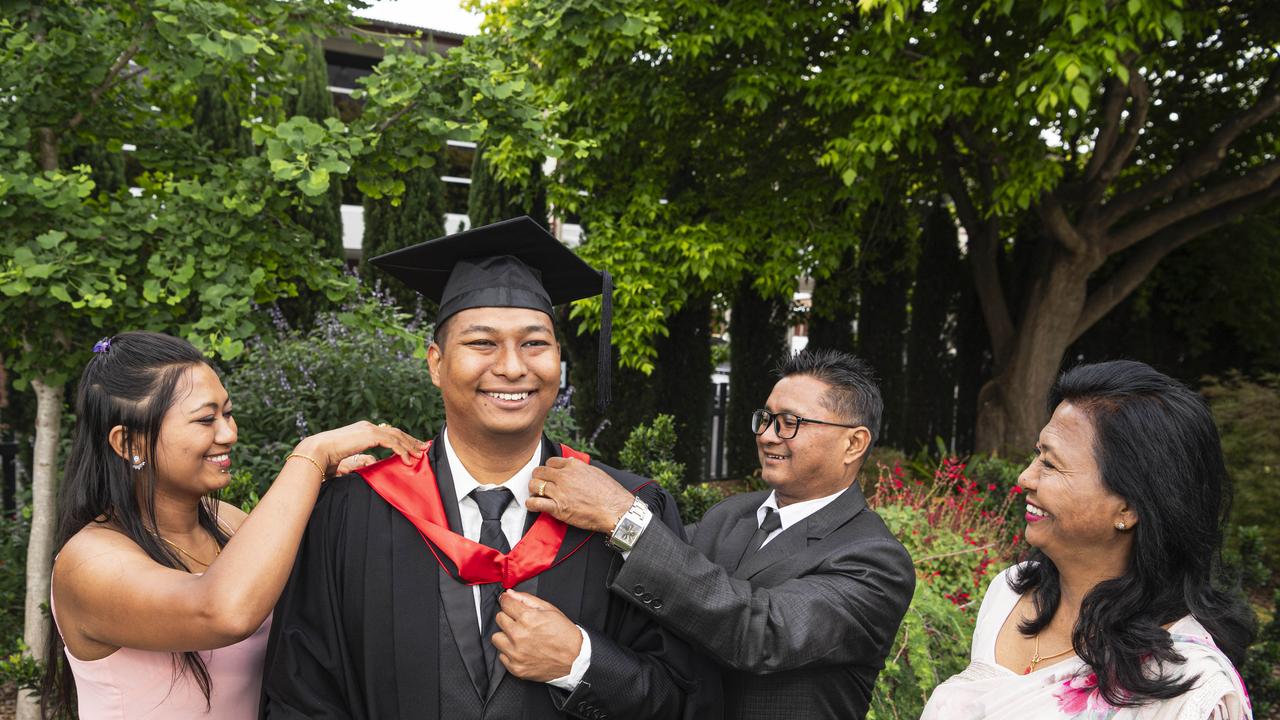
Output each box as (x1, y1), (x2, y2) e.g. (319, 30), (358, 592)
(1010, 360), (1253, 706)
(41, 332), (230, 717)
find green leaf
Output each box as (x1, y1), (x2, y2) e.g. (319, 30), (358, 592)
(1068, 13), (1087, 35)
(1070, 83), (1090, 110)
(36, 230), (67, 249)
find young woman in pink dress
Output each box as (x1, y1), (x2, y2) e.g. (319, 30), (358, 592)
(40, 331), (424, 718)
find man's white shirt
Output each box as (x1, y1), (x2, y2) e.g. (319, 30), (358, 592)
(442, 429), (591, 691)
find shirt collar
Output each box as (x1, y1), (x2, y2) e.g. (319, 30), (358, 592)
(758, 485), (849, 531)
(442, 428), (541, 507)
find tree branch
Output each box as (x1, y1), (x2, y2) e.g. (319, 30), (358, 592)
(63, 21), (155, 133)
(1097, 71), (1149, 186)
(1071, 181), (1280, 342)
(1098, 62), (1280, 229)
(376, 99), (419, 133)
(939, 134), (1014, 361)
(1036, 191), (1090, 255)
(1082, 76), (1128, 184)
(1107, 158), (1280, 253)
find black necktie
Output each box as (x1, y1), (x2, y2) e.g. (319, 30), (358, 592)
(737, 506), (782, 570)
(472, 487), (514, 688)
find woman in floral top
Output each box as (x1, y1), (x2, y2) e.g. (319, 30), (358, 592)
(922, 361), (1252, 720)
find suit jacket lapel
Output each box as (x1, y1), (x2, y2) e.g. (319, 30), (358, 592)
(430, 439), (489, 703)
(735, 484), (868, 580)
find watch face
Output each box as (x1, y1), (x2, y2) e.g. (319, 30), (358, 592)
(618, 523), (641, 545)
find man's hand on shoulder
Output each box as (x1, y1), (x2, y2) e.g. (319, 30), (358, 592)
(527, 457), (635, 534)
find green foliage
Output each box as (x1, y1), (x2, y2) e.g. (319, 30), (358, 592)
(0, 639), (43, 693)
(0, 0), (571, 388)
(467, 143), (548, 227)
(1202, 373), (1280, 566)
(285, 40), (345, 262)
(0, 511), (30, 645)
(618, 414), (724, 525)
(361, 158), (448, 308)
(1242, 588), (1280, 719)
(868, 580), (973, 720)
(222, 294), (441, 496)
(864, 453), (1025, 718)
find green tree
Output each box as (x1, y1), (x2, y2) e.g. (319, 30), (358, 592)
(484, 0), (1279, 459)
(0, 5), (566, 713)
(285, 40), (345, 261)
(361, 157), (448, 309)
(467, 143), (547, 227)
(814, 0), (1280, 453)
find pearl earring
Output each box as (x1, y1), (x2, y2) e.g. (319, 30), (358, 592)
(131, 454), (146, 470)
(1114, 522), (1126, 531)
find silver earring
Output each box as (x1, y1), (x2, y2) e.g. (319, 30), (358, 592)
(131, 455), (146, 470)
(1114, 522), (1126, 531)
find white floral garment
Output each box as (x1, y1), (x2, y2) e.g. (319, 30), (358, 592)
(921, 565), (1252, 720)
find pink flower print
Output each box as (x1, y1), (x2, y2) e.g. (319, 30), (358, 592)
(1055, 672), (1116, 716)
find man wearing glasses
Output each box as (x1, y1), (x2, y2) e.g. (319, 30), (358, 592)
(528, 348), (915, 719)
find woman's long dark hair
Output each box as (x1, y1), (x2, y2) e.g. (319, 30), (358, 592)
(41, 332), (230, 717)
(1010, 360), (1254, 706)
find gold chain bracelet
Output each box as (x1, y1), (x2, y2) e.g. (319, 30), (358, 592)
(285, 452), (327, 483)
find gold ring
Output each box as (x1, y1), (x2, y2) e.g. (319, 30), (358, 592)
(536, 480), (548, 497)
(378, 422), (391, 429)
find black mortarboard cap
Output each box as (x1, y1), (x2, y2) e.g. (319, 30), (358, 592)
(369, 216), (613, 409)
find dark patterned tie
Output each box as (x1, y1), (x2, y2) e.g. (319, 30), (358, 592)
(472, 487), (514, 688)
(737, 506), (782, 570)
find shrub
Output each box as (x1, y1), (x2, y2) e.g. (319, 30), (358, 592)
(1201, 372), (1280, 573)
(618, 415), (725, 526)
(866, 454), (1025, 719)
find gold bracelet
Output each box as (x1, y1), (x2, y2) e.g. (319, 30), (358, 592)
(285, 452), (327, 483)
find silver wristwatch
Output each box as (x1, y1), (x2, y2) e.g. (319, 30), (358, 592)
(607, 497), (652, 552)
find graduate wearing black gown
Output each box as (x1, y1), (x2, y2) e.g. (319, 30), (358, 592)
(259, 218), (719, 719)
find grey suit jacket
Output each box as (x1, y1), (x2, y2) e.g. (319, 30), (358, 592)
(611, 483), (915, 719)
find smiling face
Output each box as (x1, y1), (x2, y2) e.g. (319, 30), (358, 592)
(150, 363), (238, 497)
(756, 374), (870, 506)
(427, 306), (560, 445)
(1018, 401), (1136, 565)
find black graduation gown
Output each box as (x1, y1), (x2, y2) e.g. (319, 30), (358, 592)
(259, 436), (721, 719)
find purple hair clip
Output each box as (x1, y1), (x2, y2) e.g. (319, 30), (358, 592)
(92, 337), (112, 353)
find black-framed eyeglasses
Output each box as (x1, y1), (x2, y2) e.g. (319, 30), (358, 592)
(750, 409), (863, 439)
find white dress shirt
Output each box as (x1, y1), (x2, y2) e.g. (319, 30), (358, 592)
(754, 486), (848, 548)
(441, 429), (591, 691)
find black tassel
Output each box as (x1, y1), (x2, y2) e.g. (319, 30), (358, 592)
(597, 270), (613, 411)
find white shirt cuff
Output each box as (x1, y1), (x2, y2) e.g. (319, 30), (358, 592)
(619, 510), (654, 561)
(547, 625), (592, 691)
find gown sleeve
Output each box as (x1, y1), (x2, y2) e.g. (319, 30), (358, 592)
(550, 474), (723, 720)
(259, 478), (366, 720)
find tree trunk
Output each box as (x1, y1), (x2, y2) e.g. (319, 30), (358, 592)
(903, 203), (961, 452)
(974, 253), (1094, 455)
(806, 245), (858, 354)
(653, 293), (713, 485)
(856, 200), (912, 448)
(18, 379), (62, 720)
(725, 279), (790, 478)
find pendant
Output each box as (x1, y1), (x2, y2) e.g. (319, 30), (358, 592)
(1023, 664), (1032, 675)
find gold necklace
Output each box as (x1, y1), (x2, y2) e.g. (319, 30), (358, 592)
(1024, 634), (1075, 674)
(158, 534), (221, 568)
